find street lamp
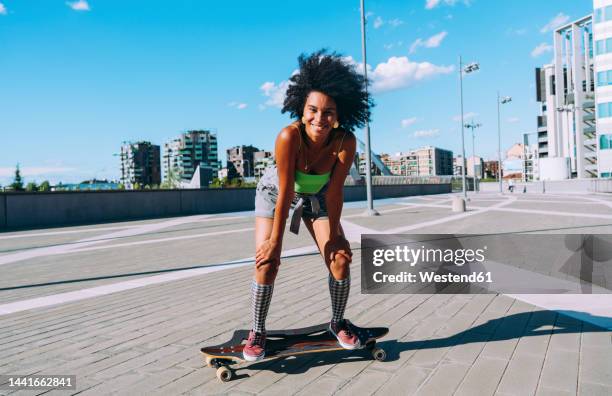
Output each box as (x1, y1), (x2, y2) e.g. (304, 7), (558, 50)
(459, 56), (479, 200)
(464, 120), (482, 191)
(497, 93), (512, 194)
(360, 0), (378, 216)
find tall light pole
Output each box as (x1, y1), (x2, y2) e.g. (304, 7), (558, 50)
(459, 57), (479, 199)
(360, 0), (378, 216)
(497, 93), (512, 194)
(464, 120), (482, 191)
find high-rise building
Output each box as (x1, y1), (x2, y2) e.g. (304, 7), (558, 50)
(382, 147), (453, 176)
(253, 150), (274, 179)
(120, 141), (161, 189)
(227, 145), (259, 179)
(163, 130), (219, 186)
(594, 0), (612, 177)
(536, 12), (596, 179)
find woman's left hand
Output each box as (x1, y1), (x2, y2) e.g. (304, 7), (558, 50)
(325, 235), (352, 263)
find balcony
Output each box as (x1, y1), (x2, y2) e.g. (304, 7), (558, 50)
(583, 113), (595, 122)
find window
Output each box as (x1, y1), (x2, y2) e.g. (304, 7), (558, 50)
(607, 5), (612, 21)
(598, 71), (607, 86)
(600, 134), (612, 149)
(597, 40), (605, 55)
(599, 103), (610, 118)
(596, 8), (604, 23)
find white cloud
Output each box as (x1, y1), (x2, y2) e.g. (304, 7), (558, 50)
(452, 112), (478, 122)
(260, 80), (289, 108)
(0, 3), (7, 15)
(383, 41), (404, 50)
(401, 117), (418, 128)
(228, 101), (248, 110)
(374, 16), (384, 29)
(425, 0), (471, 10)
(540, 13), (569, 33)
(67, 0), (90, 11)
(388, 18), (404, 28)
(367, 56), (454, 93)
(531, 42), (553, 58)
(409, 31), (447, 53)
(507, 117), (520, 124)
(413, 129), (440, 138)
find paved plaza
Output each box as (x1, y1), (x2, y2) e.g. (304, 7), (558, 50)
(0, 191), (611, 395)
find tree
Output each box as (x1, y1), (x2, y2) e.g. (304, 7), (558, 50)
(11, 164), (24, 191)
(25, 182), (38, 192)
(161, 167), (181, 189)
(39, 180), (51, 192)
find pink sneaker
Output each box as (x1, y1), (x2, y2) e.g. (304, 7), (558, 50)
(329, 320), (361, 350)
(243, 330), (266, 362)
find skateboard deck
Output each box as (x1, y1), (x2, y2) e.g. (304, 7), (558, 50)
(200, 321), (389, 382)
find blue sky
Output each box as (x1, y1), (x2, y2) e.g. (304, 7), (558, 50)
(0, 0), (592, 184)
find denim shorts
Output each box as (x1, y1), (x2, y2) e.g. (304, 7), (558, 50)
(254, 166), (329, 234)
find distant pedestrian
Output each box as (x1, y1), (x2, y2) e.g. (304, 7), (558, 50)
(508, 179), (515, 193)
(245, 50), (372, 362)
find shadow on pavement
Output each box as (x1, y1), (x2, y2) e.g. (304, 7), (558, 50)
(231, 310), (610, 377)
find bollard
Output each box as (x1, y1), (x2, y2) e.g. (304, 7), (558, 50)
(452, 196), (466, 212)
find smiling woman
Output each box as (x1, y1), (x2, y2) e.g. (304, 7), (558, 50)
(242, 50), (373, 362)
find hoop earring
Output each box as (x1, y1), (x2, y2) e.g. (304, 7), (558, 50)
(333, 121), (339, 129)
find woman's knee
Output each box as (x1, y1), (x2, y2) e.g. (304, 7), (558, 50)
(330, 251), (351, 269)
(255, 260), (280, 280)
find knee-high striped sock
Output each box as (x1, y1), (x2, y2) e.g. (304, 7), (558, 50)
(251, 280), (274, 333)
(329, 273), (350, 323)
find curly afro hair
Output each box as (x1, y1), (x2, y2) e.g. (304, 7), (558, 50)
(282, 49), (373, 132)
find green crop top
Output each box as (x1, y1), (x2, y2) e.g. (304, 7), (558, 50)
(294, 127), (346, 194)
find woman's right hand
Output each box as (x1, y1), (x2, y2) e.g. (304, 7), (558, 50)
(255, 239), (282, 267)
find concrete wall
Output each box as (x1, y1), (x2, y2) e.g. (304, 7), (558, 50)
(0, 194), (6, 230)
(479, 179), (596, 194)
(0, 183), (450, 231)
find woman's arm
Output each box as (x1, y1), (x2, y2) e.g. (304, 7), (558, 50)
(324, 132), (357, 241)
(269, 126), (299, 244)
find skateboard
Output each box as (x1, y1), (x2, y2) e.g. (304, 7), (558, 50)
(200, 321), (389, 382)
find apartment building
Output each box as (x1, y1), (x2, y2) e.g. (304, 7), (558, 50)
(226, 145), (259, 179)
(119, 141), (161, 189)
(253, 150), (274, 179)
(594, 0), (612, 176)
(536, 13), (596, 179)
(382, 146), (453, 176)
(163, 130), (219, 186)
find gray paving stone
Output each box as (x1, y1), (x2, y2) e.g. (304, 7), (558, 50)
(335, 368), (391, 395)
(579, 381), (612, 396)
(495, 352), (546, 395)
(579, 345), (612, 386)
(454, 357), (507, 396)
(537, 348), (579, 394)
(415, 361), (471, 396)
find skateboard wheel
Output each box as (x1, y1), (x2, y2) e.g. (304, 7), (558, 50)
(205, 357), (213, 367)
(216, 366), (233, 382)
(372, 347), (386, 361)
